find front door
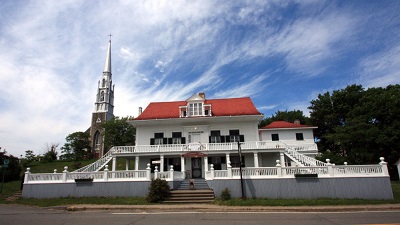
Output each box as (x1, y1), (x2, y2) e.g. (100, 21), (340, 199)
(191, 158), (202, 178)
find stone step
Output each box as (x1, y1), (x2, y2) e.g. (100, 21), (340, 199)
(164, 188), (214, 204)
(163, 199), (214, 204)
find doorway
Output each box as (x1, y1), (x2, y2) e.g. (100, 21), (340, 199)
(191, 158), (202, 178)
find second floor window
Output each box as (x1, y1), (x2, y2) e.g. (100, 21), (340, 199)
(271, 133), (279, 141)
(210, 130), (221, 143)
(154, 133), (164, 145)
(296, 133), (304, 141)
(172, 132), (182, 144)
(229, 130), (240, 142)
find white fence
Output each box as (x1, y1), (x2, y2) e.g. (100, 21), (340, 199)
(25, 158), (389, 184)
(24, 164), (183, 184)
(205, 158), (389, 180)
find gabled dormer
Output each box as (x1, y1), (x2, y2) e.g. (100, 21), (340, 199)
(179, 93), (212, 117)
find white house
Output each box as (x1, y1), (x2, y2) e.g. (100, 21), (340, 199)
(126, 93), (319, 179)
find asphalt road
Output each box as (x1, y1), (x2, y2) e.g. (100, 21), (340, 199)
(1, 204), (400, 225)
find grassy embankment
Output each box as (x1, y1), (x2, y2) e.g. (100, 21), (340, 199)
(0, 159), (399, 207)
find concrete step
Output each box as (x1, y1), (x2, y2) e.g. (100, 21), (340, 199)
(164, 189), (215, 204)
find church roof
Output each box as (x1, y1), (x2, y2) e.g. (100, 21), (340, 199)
(135, 97), (262, 120)
(260, 121), (317, 129)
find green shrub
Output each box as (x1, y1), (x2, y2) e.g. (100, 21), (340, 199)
(146, 178), (170, 203)
(220, 188), (231, 201)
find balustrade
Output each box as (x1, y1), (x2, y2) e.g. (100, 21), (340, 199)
(23, 158), (389, 183)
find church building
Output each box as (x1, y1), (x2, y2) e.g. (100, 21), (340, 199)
(89, 39), (115, 158)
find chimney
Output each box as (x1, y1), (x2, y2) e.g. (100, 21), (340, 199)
(294, 119), (300, 125)
(138, 107), (142, 116)
(199, 92), (205, 99)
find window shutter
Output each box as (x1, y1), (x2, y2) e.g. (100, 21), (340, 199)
(181, 137), (186, 144)
(225, 135), (230, 143)
(239, 135), (244, 142)
(209, 136), (211, 143)
(163, 138), (168, 144)
(168, 138), (172, 144)
(150, 138), (155, 145)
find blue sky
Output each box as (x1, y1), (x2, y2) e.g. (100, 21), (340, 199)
(0, 0), (399, 157)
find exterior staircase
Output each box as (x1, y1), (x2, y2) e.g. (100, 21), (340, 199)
(5, 190), (22, 201)
(73, 148), (114, 172)
(163, 179), (214, 203)
(284, 145), (326, 167)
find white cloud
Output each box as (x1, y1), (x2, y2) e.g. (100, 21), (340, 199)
(358, 45), (400, 88)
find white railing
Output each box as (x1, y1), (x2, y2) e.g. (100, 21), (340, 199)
(284, 167), (328, 175)
(27, 173), (63, 182)
(285, 146), (326, 167)
(109, 170), (148, 179)
(232, 167), (278, 177)
(74, 149), (114, 172)
(24, 159), (390, 184)
(113, 141), (289, 154)
(68, 172), (104, 180)
(204, 158), (389, 180)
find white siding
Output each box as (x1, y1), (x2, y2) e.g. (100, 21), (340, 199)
(136, 121), (260, 145)
(259, 128), (315, 144)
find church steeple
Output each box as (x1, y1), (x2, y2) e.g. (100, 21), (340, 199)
(90, 37), (115, 158)
(94, 38), (115, 117)
(103, 39), (111, 73)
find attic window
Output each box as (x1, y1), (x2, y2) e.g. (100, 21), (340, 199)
(188, 103), (203, 116)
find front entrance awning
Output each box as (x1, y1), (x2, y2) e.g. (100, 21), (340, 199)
(182, 151), (208, 158)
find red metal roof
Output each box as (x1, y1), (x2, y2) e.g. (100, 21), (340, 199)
(260, 121), (316, 129)
(134, 97), (262, 120)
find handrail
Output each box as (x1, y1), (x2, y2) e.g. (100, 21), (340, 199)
(282, 142), (326, 167)
(73, 148), (114, 172)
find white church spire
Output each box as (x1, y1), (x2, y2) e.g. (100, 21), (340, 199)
(103, 34), (112, 73)
(94, 36), (115, 117)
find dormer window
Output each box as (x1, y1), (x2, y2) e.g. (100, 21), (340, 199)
(180, 93), (212, 118)
(189, 102), (203, 116)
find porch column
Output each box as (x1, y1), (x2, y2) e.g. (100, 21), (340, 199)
(279, 152), (285, 167)
(125, 159), (130, 171)
(112, 157), (117, 171)
(253, 152), (259, 167)
(135, 156), (139, 170)
(226, 153), (230, 166)
(181, 156), (185, 179)
(204, 156), (208, 171)
(160, 155), (164, 172)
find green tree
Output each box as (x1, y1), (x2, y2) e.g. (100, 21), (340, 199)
(101, 116), (136, 152)
(43, 143), (59, 162)
(0, 154), (22, 182)
(60, 132), (91, 161)
(309, 84), (400, 178)
(259, 110), (310, 128)
(24, 150), (36, 165)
